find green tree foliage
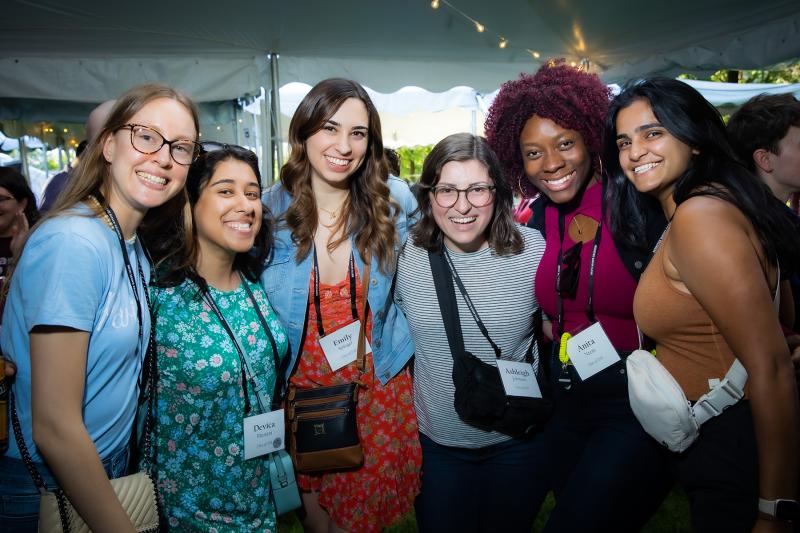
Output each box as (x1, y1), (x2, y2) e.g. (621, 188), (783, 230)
(395, 145), (434, 183)
(708, 61), (800, 84)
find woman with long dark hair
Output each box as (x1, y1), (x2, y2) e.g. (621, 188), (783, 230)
(0, 84), (198, 532)
(485, 61), (671, 532)
(147, 145), (287, 531)
(261, 78), (421, 533)
(0, 167), (39, 286)
(605, 77), (800, 531)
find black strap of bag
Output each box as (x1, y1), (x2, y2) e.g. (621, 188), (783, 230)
(429, 247), (536, 364)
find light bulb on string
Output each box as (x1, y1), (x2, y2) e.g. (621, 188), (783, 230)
(431, 0), (439, 8)
(475, 21), (484, 33)
(499, 38), (507, 49)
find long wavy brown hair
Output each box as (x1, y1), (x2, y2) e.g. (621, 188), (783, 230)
(279, 78), (399, 273)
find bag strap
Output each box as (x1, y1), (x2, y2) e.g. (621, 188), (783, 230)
(9, 390), (48, 492)
(428, 248), (466, 359)
(355, 259), (370, 375)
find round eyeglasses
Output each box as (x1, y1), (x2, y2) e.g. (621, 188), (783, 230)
(118, 124), (201, 166)
(430, 183), (496, 208)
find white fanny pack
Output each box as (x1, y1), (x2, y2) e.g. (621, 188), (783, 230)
(626, 227), (778, 453)
(626, 351), (747, 452)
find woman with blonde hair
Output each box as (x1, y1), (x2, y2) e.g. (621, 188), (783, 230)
(262, 78), (421, 533)
(0, 84), (199, 532)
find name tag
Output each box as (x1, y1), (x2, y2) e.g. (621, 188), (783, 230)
(243, 409), (285, 460)
(566, 322), (620, 380)
(496, 360), (542, 398)
(319, 320), (372, 372)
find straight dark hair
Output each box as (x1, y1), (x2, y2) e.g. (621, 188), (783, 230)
(412, 133), (523, 256)
(151, 146), (272, 290)
(604, 77), (800, 274)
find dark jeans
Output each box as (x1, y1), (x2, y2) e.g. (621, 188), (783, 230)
(542, 357), (673, 533)
(669, 400), (758, 533)
(0, 445), (130, 533)
(415, 432), (550, 533)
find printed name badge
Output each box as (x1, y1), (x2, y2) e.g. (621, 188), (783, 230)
(319, 320), (372, 372)
(243, 409), (285, 460)
(566, 322), (620, 381)
(496, 360), (542, 398)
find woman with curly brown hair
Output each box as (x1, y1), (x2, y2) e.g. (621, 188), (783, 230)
(485, 61), (671, 532)
(261, 78), (421, 533)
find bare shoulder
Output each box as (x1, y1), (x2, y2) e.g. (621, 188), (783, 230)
(670, 194), (752, 247)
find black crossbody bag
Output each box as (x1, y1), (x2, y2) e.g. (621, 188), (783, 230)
(429, 248), (552, 438)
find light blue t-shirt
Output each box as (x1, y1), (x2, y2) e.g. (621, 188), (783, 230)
(1, 203), (151, 464)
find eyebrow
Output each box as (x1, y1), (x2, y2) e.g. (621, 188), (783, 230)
(326, 119), (368, 131)
(209, 178), (260, 188)
(616, 122), (662, 140)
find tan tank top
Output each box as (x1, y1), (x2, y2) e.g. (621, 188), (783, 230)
(633, 229), (742, 401)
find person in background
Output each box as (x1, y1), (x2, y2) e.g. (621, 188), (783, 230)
(395, 133), (549, 532)
(0, 84), (198, 532)
(40, 100), (115, 212)
(606, 77), (800, 532)
(384, 147), (401, 177)
(147, 144), (287, 531)
(727, 93), (800, 345)
(484, 61), (671, 532)
(261, 78), (421, 533)
(0, 167), (39, 279)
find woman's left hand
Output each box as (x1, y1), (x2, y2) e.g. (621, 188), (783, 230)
(10, 209), (29, 254)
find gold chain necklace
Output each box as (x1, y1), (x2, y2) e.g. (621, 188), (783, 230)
(88, 196), (114, 230)
(318, 205), (340, 221)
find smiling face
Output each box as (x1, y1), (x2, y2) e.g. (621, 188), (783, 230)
(615, 98), (698, 207)
(102, 97), (195, 220)
(519, 115), (594, 204)
(0, 186), (24, 237)
(431, 159), (495, 254)
(193, 158), (262, 261)
(305, 97), (369, 191)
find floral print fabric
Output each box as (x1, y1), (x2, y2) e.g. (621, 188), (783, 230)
(150, 278), (288, 532)
(291, 266), (422, 533)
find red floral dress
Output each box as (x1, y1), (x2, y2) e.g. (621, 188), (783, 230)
(290, 266), (422, 533)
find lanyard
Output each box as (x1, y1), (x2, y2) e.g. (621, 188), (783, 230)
(199, 276), (283, 415)
(103, 206), (150, 381)
(312, 247), (358, 337)
(554, 210), (602, 339)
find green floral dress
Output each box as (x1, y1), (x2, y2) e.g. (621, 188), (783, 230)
(150, 278), (288, 532)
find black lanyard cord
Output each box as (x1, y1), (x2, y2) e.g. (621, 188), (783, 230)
(555, 210), (602, 339)
(312, 247), (358, 337)
(199, 275), (283, 415)
(442, 250), (502, 359)
(103, 207), (150, 387)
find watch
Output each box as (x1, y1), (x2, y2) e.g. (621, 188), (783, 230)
(759, 498), (800, 522)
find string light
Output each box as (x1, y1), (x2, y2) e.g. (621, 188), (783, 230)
(429, 0), (554, 64)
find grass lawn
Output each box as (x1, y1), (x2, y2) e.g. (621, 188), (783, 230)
(277, 488), (691, 532)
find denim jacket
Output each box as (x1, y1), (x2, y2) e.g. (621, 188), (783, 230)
(261, 176), (417, 386)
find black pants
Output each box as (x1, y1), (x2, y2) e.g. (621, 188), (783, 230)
(542, 358), (673, 533)
(669, 400), (758, 533)
(415, 432), (550, 533)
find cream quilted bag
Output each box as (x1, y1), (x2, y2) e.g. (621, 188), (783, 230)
(37, 471), (159, 533)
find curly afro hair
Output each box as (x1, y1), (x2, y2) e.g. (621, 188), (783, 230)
(484, 60), (611, 196)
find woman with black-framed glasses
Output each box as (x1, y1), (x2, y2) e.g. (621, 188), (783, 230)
(484, 62), (672, 532)
(0, 84), (198, 532)
(395, 133), (549, 532)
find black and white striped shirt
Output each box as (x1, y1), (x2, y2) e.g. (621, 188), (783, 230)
(396, 226), (546, 448)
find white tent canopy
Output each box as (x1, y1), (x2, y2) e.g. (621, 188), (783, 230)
(2, 0), (799, 102)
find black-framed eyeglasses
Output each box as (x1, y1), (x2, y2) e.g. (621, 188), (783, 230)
(430, 183), (496, 208)
(556, 241), (583, 298)
(117, 124), (201, 166)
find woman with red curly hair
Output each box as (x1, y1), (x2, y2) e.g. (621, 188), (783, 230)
(485, 61), (671, 532)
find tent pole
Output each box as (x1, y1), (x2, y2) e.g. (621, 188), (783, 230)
(269, 52), (284, 178)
